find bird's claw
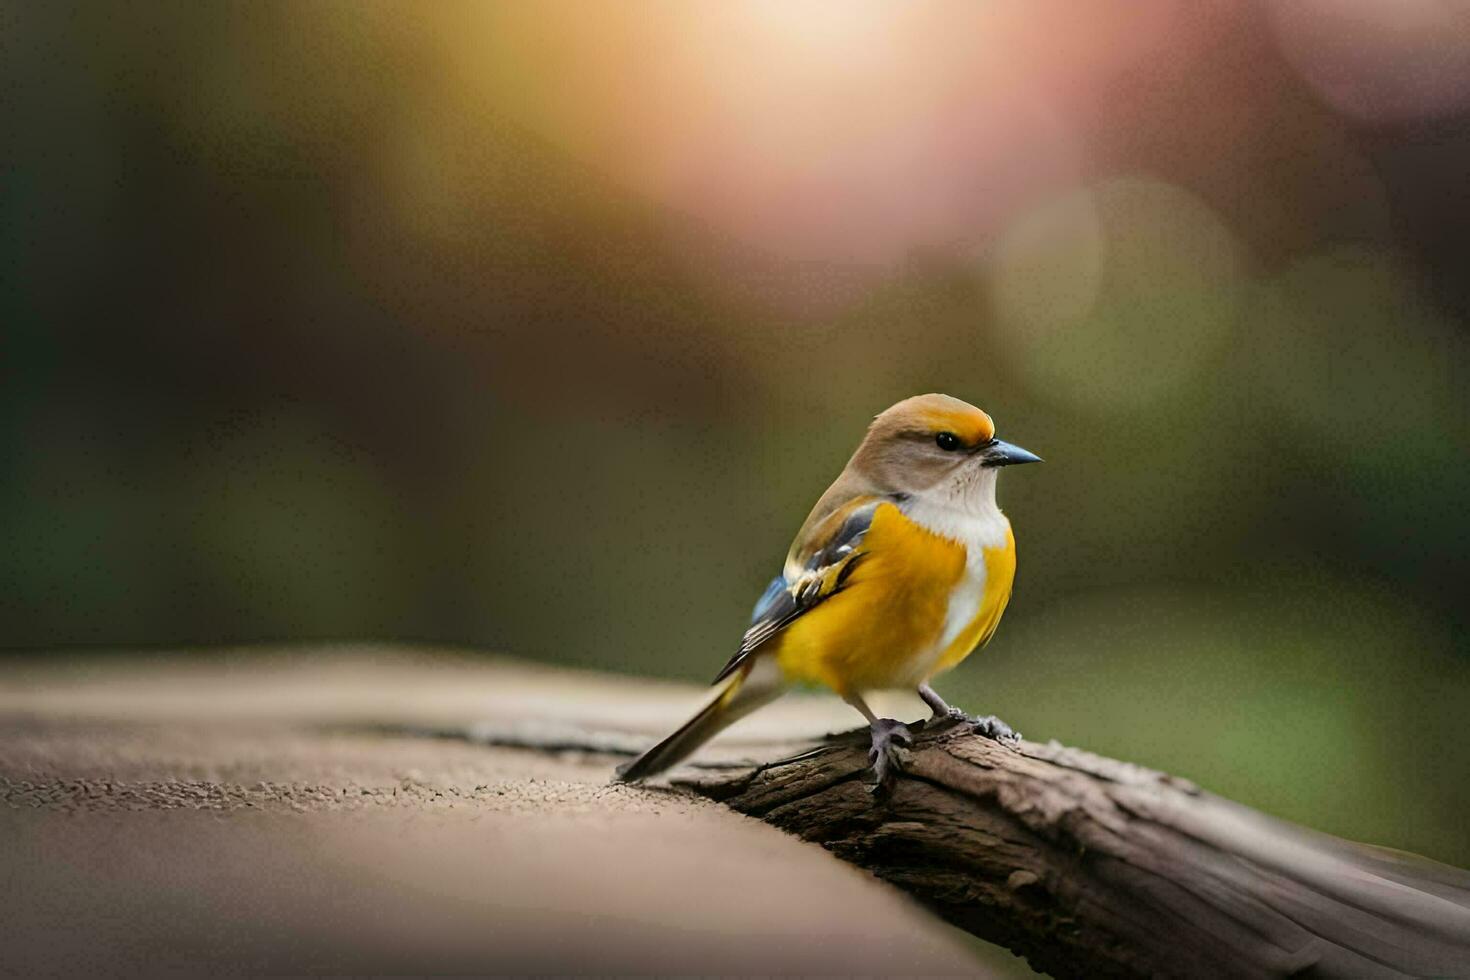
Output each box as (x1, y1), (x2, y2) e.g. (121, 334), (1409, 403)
(866, 718), (912, 796)
(971, 714), (1022, 748)
(927, 705), (972, 727)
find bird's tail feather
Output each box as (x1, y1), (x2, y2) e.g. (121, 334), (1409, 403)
(615, 661), (782, 783)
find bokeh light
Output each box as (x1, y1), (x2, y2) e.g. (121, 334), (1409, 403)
(4, 1), (1469, 871)
(989, 177), (1242, 412)
(1271, 0), (1470, 123)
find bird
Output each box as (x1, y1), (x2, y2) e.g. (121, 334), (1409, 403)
(615, 393), (1042, 791)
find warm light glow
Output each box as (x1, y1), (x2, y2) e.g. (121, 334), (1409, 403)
(445, 2), (1164, 293)
(735, 0), (905, 65)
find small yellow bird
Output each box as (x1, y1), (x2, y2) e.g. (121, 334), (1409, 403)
(616, 393), (1041, 789)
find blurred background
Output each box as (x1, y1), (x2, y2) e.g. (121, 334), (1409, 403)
(3, 1), (1468, 865)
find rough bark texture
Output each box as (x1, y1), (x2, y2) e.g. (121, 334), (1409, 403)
(654, 720), (1470, 979)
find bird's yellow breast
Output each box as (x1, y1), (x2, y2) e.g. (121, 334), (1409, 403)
(772, 502), (1015, 693)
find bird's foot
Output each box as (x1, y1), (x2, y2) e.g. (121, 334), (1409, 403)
(926, 704), (973, 727)
(866, 718), (912, 796)
(924, 707), (1022, 747)
(970, 714), (1022, 748)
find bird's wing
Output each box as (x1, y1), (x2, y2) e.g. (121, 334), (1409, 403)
(711, 497), (881, 684)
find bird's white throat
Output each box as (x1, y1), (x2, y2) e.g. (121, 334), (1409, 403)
(900, 466), (1010, 553)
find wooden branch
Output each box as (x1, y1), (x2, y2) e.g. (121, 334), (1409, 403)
(659, 721), (1470, 978)
(456, 714), (1470, 978)
(10, 650), (1466, 978)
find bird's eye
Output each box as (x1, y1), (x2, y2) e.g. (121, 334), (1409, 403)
(935, 431), (962, 452)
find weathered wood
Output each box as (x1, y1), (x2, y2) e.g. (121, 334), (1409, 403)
(656, 720), (1470, 978)
(6, 649), (1468, 978)
(459, 714), (1470, 977)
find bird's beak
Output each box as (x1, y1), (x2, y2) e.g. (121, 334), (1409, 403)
(978, 439), (1043, 468)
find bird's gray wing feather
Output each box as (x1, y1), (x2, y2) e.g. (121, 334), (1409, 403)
(710, 501), (878, 685)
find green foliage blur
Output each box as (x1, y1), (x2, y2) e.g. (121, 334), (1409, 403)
(4, 3), (1468, 866)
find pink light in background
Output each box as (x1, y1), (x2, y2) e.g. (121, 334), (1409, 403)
(1270, 0), (1470, 123)
(626, 3), (1078, 267)
(455, 1), (1201, 308)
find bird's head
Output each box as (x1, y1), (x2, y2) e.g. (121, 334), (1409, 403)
(851, 393), (1041, 508)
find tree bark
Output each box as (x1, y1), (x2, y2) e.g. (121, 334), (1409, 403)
(6, 650), (1467, 977)
(630, 720), (1470, 978)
